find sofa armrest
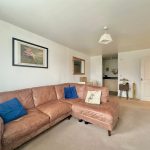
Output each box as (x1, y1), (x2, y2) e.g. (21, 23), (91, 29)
(109, 97), (119, 107)
(0, 117), (4, 150)
(108, 97), (120, 119)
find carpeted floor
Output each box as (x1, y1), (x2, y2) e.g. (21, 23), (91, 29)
(18, 97), (150, 150)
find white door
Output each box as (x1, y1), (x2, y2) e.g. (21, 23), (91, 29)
(141, 57), (150, 101)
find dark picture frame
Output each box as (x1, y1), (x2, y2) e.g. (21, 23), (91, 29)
(12, 38), (48, 68)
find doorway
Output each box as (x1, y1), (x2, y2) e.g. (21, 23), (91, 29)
(102, 55), (118, 96)
(141, 56), (150, 101)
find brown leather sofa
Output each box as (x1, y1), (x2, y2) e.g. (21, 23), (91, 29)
(71, 84), (119, 136)
(0, 83), (119, 150)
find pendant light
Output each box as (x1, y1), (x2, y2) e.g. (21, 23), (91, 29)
(98, 26), (112, 44)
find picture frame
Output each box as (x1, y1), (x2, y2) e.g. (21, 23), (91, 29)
(73, 57), (85, 75)
(12, 38), (48, 68)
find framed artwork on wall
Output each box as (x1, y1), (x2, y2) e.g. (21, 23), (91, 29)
(12, 38), (48, 68)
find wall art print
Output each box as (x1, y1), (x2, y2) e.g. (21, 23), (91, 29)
(12, 38), (48, 68)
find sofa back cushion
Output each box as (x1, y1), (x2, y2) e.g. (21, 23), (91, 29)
(32, 86), (57, 107)
(55, 83), (69, 100)
(84, 85), (109, 103)
(69, 83), (85, 99)
(0, 88), (34, 109)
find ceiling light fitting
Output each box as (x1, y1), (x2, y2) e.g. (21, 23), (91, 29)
(98, 26), (112, 44)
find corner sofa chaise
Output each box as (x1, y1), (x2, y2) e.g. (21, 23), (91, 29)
(0, 83), (119, 150)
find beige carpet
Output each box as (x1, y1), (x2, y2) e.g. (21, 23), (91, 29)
(18, 97), (150, 150)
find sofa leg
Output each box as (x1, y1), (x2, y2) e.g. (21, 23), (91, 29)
(84, 121), (89, 124)
(108, 130), (111, 136)
(67, 115), (72, 120)
(78, 119), (83, 122)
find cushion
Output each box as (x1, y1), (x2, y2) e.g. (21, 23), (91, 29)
(60, 98), (82, 105)
(0, 98), (27, 123)
(64, 86), (78, 99)
(0, 88), (35, 109)
(69, 83), (85, 99)
(2, 108), (50, 146)
(37, 101), (71, 122)
(72, 102), (115, 125)
(84, 85), (109, 103)
(85, 91), (101, 104)
(32, 86), (57, 107)
(55, 83), (70, 100)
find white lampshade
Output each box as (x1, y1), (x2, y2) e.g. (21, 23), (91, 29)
(98, 26), (112, 44)
(98, 33), (112, 44)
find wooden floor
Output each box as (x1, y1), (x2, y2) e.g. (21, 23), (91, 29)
(109, 91), (118, 96)
(111, 96), (150, 109)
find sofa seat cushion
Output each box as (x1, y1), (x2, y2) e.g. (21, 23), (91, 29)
(72, 102), (116, 125)
(60, 98), (82, 105)
(37, 101), (71, 122)
(2, 108), (50, 146)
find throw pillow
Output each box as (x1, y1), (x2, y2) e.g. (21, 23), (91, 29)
(70, 86), (78, 98)
(64, 86), (78, 99)
(0, 98), (27, 124)
(85, 91), (101, 104)
(64, 86), (72, 99)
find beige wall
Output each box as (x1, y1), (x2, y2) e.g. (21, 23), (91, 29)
(118, 49), (150, 99)
(0, 20), (90, 92)
(90, 55), (102, 85)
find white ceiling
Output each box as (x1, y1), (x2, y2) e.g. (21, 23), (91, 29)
(0, 0), (150, 56)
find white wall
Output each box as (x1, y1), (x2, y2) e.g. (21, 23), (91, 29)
(0, 20), (90, 92)
(103, 58), (118, 77)
(118, 49), (150, 99)
(90, 55), (102, 85)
